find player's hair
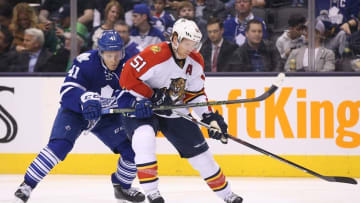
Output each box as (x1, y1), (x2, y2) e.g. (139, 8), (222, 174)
(245, 19), (263, 32)
(25, 28), (44, 47)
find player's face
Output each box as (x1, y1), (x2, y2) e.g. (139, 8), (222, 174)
(246, 23), (263, 45)
(207, 23), (224, 44)
(102, 50), (123, 71)
(176, 38), (199, 59)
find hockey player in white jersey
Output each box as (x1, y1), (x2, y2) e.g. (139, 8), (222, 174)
(13, 31), (146, 203)
(119, 18), (243, 203)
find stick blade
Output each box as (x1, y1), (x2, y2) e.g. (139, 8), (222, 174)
(323, 176), (357, 185)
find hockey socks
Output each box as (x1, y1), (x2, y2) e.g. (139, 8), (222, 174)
(136, 161), (159, 193)
(24, 146), (60, 189)
(188, 150), (233, 200)
(111, 157), (137, 189)
(23, 139), (72, 189)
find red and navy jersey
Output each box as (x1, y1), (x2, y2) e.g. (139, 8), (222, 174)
(120, 42), (212, 117)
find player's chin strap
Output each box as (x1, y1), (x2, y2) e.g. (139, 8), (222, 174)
(173, 110), (357, 185)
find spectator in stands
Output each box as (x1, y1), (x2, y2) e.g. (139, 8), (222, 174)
(200, 17), (238, 72)
(223, 0), (267, 46)
(39, 0), (95, 28)
(0, 25), (13, 71)
(177, 1), (207, 41)
(130, 3), (165, 49)
(54, 4), (89, 51)
(0, 3), (12, 28)
(225, 0), (266, 10)
(276, 13), (306, 60)
(90, 0), (123, 49)
(114, 20), (142, 58)
(284, 20), (335, 72)
(151, 0), (175, 39)
(45, 32), (84, 72)
(226, 19), (282, 72)
(195, 0), (227, 22)
(316, 0), (360, 35)
(291, 0), (304, 7)
(7, 28), (53, 72)
(9, 3), (40, 52)
(93, 0), (128, 27)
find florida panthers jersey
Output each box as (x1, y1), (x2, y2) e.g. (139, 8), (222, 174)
(120, 42), (211, 118)
(60, 50), (131, 113)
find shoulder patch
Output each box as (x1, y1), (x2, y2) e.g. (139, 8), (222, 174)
(150, 45), (161, 54)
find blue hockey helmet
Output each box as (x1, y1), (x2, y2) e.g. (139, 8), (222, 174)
(98, 30), (124, 52)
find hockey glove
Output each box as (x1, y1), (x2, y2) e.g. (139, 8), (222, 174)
(150, 88), (172, 116)
(80, 92), (101, 121)
(201, 111), (228, 144)
(132, 99), (153, 119)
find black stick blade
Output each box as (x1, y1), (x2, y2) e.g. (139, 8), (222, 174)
(324, 176), (357, 185)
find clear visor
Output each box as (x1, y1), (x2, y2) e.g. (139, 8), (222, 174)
(180, 39), (202, 52)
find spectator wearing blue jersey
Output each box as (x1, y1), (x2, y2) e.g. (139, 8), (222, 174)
(316, 0), (360, 35)
(130, 3), (165, 49)
(223, 0), (267, 46)
(114, 19), (142, 58)
(13, 30), (146, 203)
(226, 19), (282, 72)
(151, 0), (176, 39)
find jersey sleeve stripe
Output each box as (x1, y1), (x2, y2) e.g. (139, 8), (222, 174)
(183, 88), (205, 103)
(60, 87), (74, 99)
(61, 82), (87, 91)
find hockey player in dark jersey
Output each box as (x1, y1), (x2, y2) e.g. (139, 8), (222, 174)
(13, 30), (146, 203)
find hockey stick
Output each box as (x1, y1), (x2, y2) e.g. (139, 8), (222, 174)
(173, 110), (358, 185)
(102, 73), (285, 114)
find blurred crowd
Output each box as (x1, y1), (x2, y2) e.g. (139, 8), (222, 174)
(1, 0), (360, 73)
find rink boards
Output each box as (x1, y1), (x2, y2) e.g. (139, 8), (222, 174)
(0, 76), (359, 177)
